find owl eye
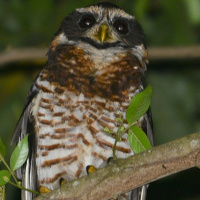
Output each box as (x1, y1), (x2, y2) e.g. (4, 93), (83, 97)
(113, 19), (129, 34)
(79, 14), (96, 29)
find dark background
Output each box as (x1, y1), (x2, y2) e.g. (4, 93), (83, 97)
(0, 0), (200, 199)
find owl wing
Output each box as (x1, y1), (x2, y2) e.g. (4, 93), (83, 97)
(135, 108), (154, 200)
(143, 108), (154, 146)
(11, 84), (39, 200)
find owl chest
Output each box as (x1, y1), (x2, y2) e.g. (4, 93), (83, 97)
(32, 88), (133, 189)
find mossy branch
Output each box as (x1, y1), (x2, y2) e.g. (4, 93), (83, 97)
(34, 132), (200, 200)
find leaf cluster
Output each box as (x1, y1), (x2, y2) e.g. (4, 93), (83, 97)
(105, 85), (153, 157)
(127, 85), (152, 153)
(0, 135), (38, 198)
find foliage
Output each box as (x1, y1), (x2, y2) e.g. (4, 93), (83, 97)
(0, 135), (39, 198)
(128, 125), (151, 154)
(0, 170), (11, 186)
(126, 85), (152, 124)
(126, 85), (152, 153)
(105, 85), (152, 157)
(10, 135), (29, 171)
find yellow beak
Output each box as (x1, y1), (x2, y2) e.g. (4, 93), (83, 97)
(99, 23), (109, 43)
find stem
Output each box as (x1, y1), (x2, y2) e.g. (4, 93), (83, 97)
(124, 121), (138, 133)
(8, 181), (39, 195)
(112, 116), (127, 160)
(8, 180), (21, 188)
(111, 115), (138, 160)
(0, 154), (19, 185)
(20, 186), (40, 195)
(113, 139), (118, 160)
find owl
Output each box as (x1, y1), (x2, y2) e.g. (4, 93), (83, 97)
(12, 2), (153, 200)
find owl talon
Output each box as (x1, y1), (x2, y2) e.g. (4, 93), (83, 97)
(39, 186), (51, 194)
(86, 165), (97, 175)
(107, 157), (113, 164)
(59, 178), (67, 186)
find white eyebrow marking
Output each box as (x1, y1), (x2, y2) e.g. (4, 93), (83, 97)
(108, 8), (134, 20)
(76, 6), (135, 22)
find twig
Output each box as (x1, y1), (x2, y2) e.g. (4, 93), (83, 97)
(1, 46), (200, 66)
(34, 132), (200, 200)
(149, 46), (200, 61)
(0, 48), (47, 66)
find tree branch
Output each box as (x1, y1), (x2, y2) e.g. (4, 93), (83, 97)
(148, 46), (200, 60)
(0, 48), (47, 66)
(34, 132), (200, 200)
(1, 46), (200, 66)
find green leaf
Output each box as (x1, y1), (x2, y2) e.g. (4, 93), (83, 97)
(10, 135), (29, 171)
(128, 125), (152, 154)
(0, 170), (11, 186)
(126, 85), (152, 124)
(104, 127), (111, 134)
(0, 138), (6, 157)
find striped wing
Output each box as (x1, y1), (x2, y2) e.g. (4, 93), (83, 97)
(11, 85), (39, 200)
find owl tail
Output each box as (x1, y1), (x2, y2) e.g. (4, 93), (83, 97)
(115, 185), (148, 200)
(21, 156), (38, 200)
(130, 185), (148, 200)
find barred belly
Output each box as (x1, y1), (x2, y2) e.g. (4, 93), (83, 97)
(31, 81), (137, 190)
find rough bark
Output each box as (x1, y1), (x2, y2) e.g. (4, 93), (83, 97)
(34, 132), (200, 200)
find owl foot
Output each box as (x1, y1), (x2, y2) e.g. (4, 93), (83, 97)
(59, 178), (67, 186)
(39, 186), (51, 194)
(86, 165), (97, 175)
(107, 157), (113, 164)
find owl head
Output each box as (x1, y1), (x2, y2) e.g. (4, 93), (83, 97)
(51, 2), (146, 51)
(47, 2), (148, 98)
